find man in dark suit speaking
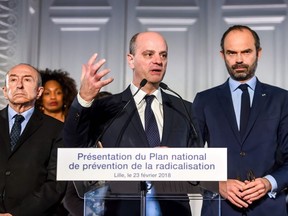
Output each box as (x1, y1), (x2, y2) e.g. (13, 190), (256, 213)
(63, 32), (201, 215)
(193, 25), (288, 216)
(0, 64), (66, 215)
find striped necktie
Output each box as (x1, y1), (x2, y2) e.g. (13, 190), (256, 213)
(10, 114), (24, 150)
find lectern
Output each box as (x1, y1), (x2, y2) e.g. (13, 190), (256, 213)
(78, 180), (222, 216)
(57, 147), (227, 216)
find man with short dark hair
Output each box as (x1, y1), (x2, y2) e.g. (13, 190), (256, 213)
(193, 25), (288, 215)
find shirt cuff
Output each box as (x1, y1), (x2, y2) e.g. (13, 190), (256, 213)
(77, 92), (94, 108)
(264, 175), (277, 198)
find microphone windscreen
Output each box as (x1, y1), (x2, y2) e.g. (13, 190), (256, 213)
(159, 82), (168, 90)
(140, 79), (147, 87)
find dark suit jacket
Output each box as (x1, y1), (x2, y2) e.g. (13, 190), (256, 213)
(64, 86), (201, 216)
(193, 79), (288, 216)
(0, 107), (66, 216)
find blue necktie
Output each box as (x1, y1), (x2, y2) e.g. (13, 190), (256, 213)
(239, 84), (250, 139)
(10, 114), (24, 150)
(145, 95), (160, 147)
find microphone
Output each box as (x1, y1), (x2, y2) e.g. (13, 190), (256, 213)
(159, 82), (200, 146)
(74, 79), (148, 199)
(160, 83), (201, 187)
(94, 78), (147, 148)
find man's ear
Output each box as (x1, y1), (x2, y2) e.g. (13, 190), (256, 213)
(220, 50), (225, 60)
(2, 86), (8, 99)
(257, 48), (263, 59)
(36, 87), (44, 99)
(127, 54), (135, 70)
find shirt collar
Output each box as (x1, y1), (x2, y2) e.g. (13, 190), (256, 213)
(130, 82), (163, 105)
(229, 76), (257, 92)
(8, 106), (34, 122)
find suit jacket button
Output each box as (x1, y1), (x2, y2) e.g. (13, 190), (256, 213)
(5, 171), (11, 176)
(75, 113), (80, 120)
(240, 152), (246, 157)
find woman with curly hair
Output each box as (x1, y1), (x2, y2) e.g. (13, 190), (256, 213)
(36, 68), (77, 122)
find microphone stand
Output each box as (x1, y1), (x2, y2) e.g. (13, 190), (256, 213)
(159, 82), (201, 189)
(94, 79), (148, 148)
(140, 181), (147, 216)
(159, 82), (201, 147)
(89, 79), (148, 215)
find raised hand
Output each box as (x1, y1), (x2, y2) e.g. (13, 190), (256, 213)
(79, 53), (114, 102)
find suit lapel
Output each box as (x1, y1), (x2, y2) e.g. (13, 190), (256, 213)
(13, 109), (43, 152)
(121, 87), (148, 146)
(217, 82), (242, 143)
(0, 107), (12, 156)
(242, 80), (267, 142)
(161, 91), (173, 146)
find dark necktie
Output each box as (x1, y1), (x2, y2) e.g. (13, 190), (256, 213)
(144, 95), (160, 147)
(10, 114), (24, 150)
(239, 84), (250, 139)
(144, 96), (162, 215)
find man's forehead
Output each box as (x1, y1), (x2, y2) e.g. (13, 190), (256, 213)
(8, 65), (37, 76)
(136, 35), (167, 51)
(225, 30), (254, 44)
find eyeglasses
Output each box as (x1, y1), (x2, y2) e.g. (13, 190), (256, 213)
(247, 170), (255, 182)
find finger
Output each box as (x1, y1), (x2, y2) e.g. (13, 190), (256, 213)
(94, 68), (111, 80)
(242, 180), (256, 190)
(234, 180), (246, 190)
(97, 77), (114, 88)
(241, 182), (259, 198)
(81, 64), (87, 82)
(87, 53), (100, 77)
(87, 53), (98, 67)
(227, 194), (248, 208)
(241, 186), (257, 197)
(248, 194), (263, 202)
(232, 182), (246, 198)
(90, 58), (107, 76)
(244, 189), (265, 202)
(91, 57), (106, 70)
